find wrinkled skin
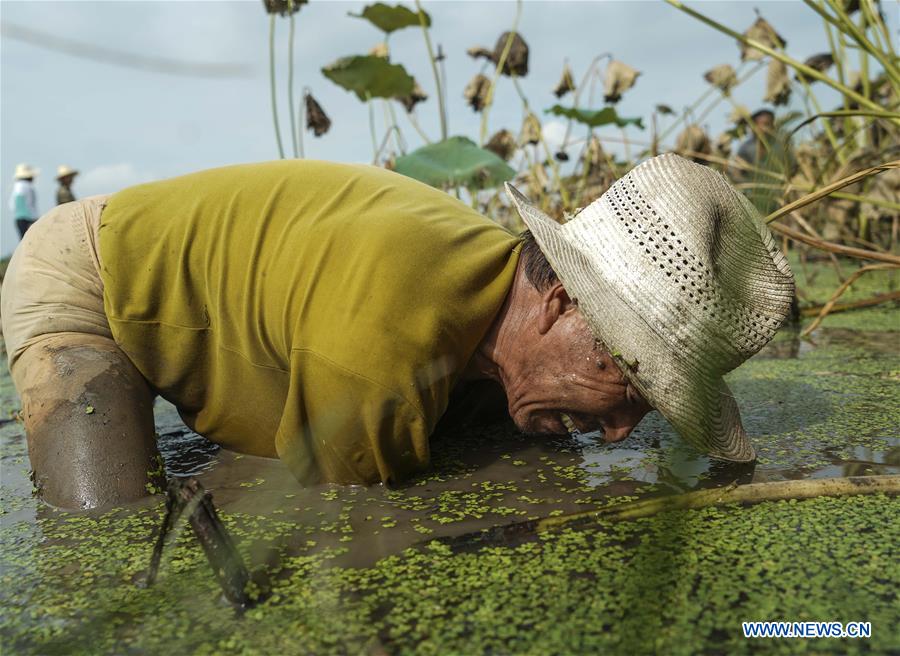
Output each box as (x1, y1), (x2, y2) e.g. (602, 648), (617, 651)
(469, 265), (653, 443)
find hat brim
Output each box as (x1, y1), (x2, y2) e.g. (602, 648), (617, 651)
(505, 182), (754, 462)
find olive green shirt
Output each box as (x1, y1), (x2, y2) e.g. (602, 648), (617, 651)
(99, 161), (519, 485)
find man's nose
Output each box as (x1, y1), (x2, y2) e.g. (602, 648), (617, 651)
(603, 422), (637, 443)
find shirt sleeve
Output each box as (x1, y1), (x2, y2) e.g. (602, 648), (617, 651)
(274, 349), (432, 486)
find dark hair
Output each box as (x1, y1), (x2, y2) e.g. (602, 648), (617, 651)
(519, 230), (558, 291)
(751, 108), (775, 122)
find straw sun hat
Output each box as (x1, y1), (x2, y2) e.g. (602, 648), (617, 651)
(56, 165), (79, 180)
(14, 163), (39, 179)
(506, 153), (795, 461)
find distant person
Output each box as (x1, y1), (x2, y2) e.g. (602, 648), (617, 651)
(55, 165), (79, 205)
(9, 164), (39, 239)
(736, 109), (776, 167)
(734, 109), (793, 214)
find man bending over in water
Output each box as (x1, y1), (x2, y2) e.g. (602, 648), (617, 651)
(1, 154), (793, 509)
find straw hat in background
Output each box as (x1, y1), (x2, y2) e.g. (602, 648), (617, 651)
(506, 153), (795, 462)
(56, 165), (79, 180)
(14, 164), (39, 180)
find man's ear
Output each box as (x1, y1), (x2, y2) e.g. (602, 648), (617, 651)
(537, 282), (577, 335)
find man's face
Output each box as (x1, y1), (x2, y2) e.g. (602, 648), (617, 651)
(754, 112), (775, 133)
(503, 287), (653, 442)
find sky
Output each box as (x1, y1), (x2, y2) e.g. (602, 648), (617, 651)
(2, 0), (895, 255)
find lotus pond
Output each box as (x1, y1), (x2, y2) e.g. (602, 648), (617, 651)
(1, 263), (898, 655)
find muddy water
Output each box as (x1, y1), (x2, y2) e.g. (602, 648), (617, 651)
(1, 324), (898, 653)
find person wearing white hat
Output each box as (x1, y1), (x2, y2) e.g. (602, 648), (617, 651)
(504, 153), (795, 461)
(0, 155), (792, 510)
(9, 163), (39, 238)
(56, 165), (79, 206)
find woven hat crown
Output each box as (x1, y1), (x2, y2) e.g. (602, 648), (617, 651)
(575, 153), (794, 374)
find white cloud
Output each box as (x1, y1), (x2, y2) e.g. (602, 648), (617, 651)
(78, 163), (157, 197)
(541, 119), (568, 154)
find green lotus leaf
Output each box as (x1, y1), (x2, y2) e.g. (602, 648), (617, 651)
(350, 3), (430, 33)
(394, 136), (515, 189)
(322, 55), (415, 101)
(545, 105), (645, 130)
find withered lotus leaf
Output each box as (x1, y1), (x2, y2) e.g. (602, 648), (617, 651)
(464, 74), (491, 112)
(553, 63), (576, 98)
(703, 64), (738, 95)
(261, 0), (306, 16)
(740, 17), (787, 62)
(519, 113), (542, 146)
(797, 53), (835, 81)
(675, 124), (711, 162)
(728, 104), (751, 125)
(305, 92), (331, 137)
(396, 81), (428, 113)
(603, 60), (640, 104)
(485, 129), (516, 161)
(764, 58), (791, 106)
(584, 135), (605, 175)
(369, 43), (389, 59)
(714, 132), (733, 158)
(468, 32), (529, 77)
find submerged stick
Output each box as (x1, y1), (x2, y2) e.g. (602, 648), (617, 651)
(143, 481), (197, 587)
(437, 475), (900, 551)
(142, 478), (256, 608)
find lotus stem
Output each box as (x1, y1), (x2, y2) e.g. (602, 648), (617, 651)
(479, 0), (523, 146)
(374, 126), (403, 163)
(725, 97), (770, 153)
(664, 0), (887, 113)
(268, 14), (285, 159)
(788, 110), (900, 139)
(822, 14), (848, 103)
(385, 100), (406, 155)
(742, 184), (900, 213)
(405, 111), (433, 145)
(652, 61), (764, 153)
(861, 0), (892, 55)
(559, 53), (610, 154)
(511, 76), (571, 210)
(857, 9), (871, 108)
(820, 0), (900, 86)
(438, 476), (900, 550)
(296, 92), (305, 159)
(804, 291), (900, 316)
(287, 6), (298, 158)
(828, 192), (900, 212)
(771, 218), (900, 266)
(766, 159), (900, 224)
(801, 264), (899, 336)
(792, 72), (845, 163)
(414, 0), (447, 141)
(367, 96), (379, 164)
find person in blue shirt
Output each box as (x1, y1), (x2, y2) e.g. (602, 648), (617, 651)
(9, 163), (39, 238)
